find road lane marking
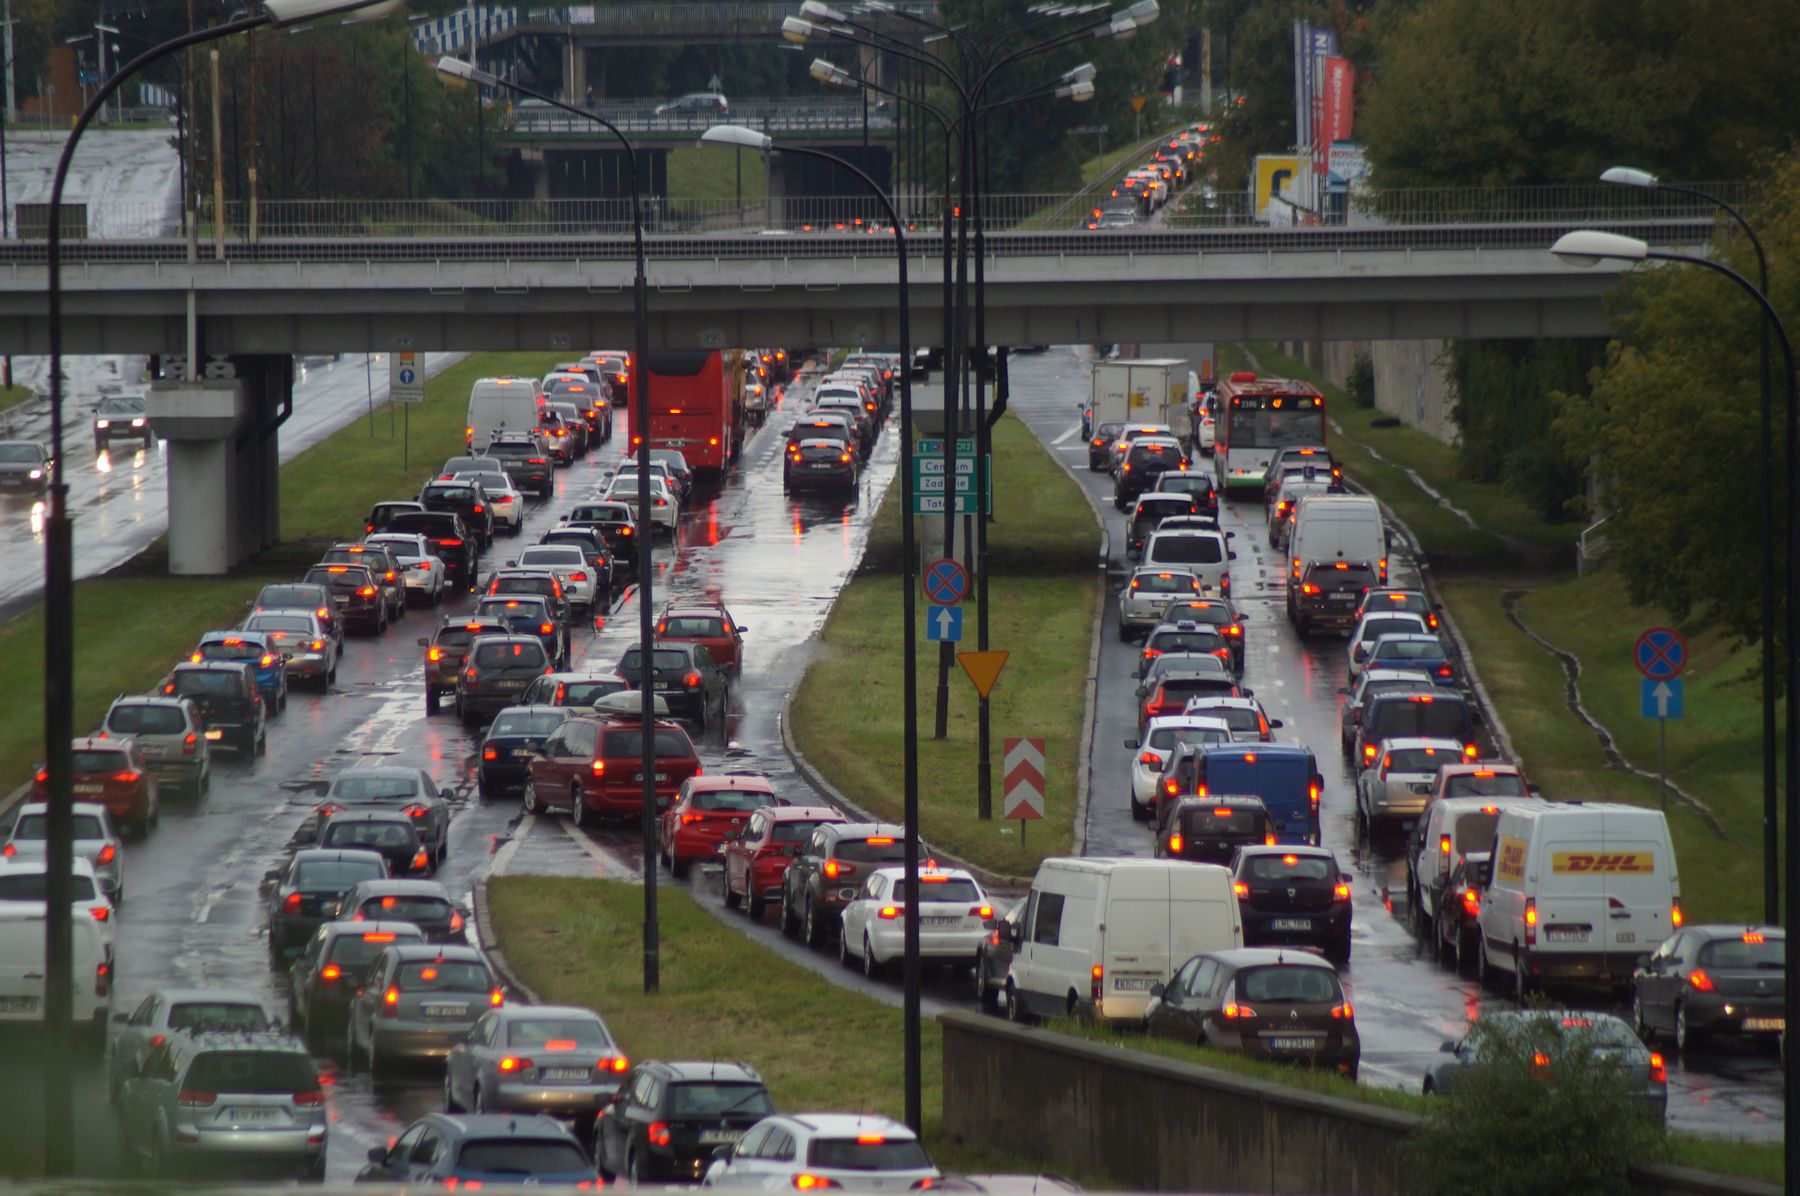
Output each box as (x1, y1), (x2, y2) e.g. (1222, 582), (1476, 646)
(556, 817), (642, 877)
(1052, 425), (1081, 445)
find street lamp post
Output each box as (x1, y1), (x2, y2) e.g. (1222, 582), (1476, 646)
(1600, 168), (1779, 926)
(439, 55), (661, 993)
(41, 0), (402, 1173)
(1551, 228), (1799, 1187)
(703, 121), (920, 1127)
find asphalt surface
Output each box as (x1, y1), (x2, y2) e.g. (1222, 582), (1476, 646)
(1002, 343), (1783, 1142)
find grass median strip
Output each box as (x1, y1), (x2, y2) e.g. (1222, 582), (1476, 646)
(791, 412), (1100, 878)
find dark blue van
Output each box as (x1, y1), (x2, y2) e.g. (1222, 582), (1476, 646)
(1193, 743), (1323, 845)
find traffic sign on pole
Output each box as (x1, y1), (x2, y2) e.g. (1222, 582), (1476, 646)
(1634, 627), (1688, 680)
(926, 605), (963, 643)
(923, 558), (968, 605)
(956, 650), (1008, 699)
(911, 492), (989, 516)
(1641, 678), (1685, 720)
(390, 351), (424, 404)
(1002, 737), (1046, 821)
(916, 437), (976, 455)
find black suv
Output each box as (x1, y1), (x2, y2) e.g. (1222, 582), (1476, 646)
(1290, 559), (1382, 638)
(614, 642), (728, 731)
(303, 562), (387, 635)
(485, 435), (554, 498)
(385, 511), (478, 591)
(780, 821), (911, 948)
(161, 660), (267, 755)
(561, 502), (638, 566)
(1114, 438), (1189, 509)
(456, 634), (553, 725)
(595, 1060), (775, 1184)
(420, 617), (511, 714)
(419, 480), (496, 550)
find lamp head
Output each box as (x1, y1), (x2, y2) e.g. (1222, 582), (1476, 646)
(1104, 14), (1136, 39)
(1062, 61), (1097, 84)
(1056, 80), (1096, 102)
(1599, 166), (1658, 190)
(435, 56), (499, 88)
(1123, 0), (1158, 24)
(781, 14), (822, 42)
(263, 0), (401, 26)
(798, 0), (846, 21)
(1550, 229), (1650, 267)
(810, 58), (853, 88)
(701, 124), (773, 152)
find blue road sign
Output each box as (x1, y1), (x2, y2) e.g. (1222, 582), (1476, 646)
(1634, 627), (1687, 680)
(1641, 678), (1684, 720)
(923, 558), (968, 605)
(927, 604), (963, 643)
(398, 367), (417, 386)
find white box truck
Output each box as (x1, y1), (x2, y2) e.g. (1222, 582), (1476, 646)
(1004, 857), (1242, 1025)
(1090, 359), (1190, 442)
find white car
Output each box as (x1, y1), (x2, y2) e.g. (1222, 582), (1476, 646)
(515, 544), (597, 614)
(604, 475), (680, 534)
(5, 802), (124, 903)
(0, 857), (115, 953)
(1117, 567), (1202, 640)
(836, 867), (992, 978)
(1356, 736), (1468, 830)
(1124, 715), (1233, 821)
(364, 532), (447, 604)
(704, 1113), (938, 1190)
(1140, 527), (1233, 596)
(453, 469), (525, 534)
(1346, 610), (1432, 683)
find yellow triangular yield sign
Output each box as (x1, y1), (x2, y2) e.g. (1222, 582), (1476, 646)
(956, 650), (1009, 699)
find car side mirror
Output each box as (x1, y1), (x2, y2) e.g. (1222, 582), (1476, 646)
(416, 637), (429, 647)
(1528, 785), (1543, 797)
(1439, 1040), (1456, 1054)
(1135, 685), (1148, 698)
(1635, 954), (1651, 970)
(368, 1146), (388, 1164)
(711, 1144), (735, 1163)
(1149, 981), (1164, 998)
(1228, 552), (1238, 560)
(1237, 613), (1248, 621)
(113, 1012), (130, 1023)
(737, 625), (749, 634)
(261, 869), (279, 886)
(1336, 687), (1349, 695)
(1123, 738), (1139, 749)
(1268, 719), (1284, 729)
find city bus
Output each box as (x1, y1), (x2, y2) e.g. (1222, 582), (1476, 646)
(1212, 372), (1327, 498)
(632, 349), (746, 477)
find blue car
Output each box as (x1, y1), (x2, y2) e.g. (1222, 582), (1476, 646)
(1364, 633), (1459, 688)
(1190, 742), (1323, 845)
(191, 629), (289, 712)
(357, 1113), (594, 1186)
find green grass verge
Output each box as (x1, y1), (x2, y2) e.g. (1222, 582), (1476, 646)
(280, 352), (570, 545)
(666, 145), (767, 205)
(790, 413), (1099, 878)
(0, 385), (34, 415)
(1664, 1135), (1784, 1185)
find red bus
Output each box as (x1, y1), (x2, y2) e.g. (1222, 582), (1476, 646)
(1212, 372), (1326, 498)
(632, 350), (746, 477)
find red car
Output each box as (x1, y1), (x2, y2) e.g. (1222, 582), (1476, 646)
(655, 601), (747, 673)
(657, 774), (779, 878)
(525, 706), (701, 824)
(34, 737), (158, 836)
(720, 805), (847, 919)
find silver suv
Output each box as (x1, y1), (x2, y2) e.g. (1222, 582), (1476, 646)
(100, 694), (210, 795)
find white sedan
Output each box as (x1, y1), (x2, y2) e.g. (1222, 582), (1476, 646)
(364, 532), (447, 604)
(604, 475), (680, 534)
(1125, 715), (1233, 821)
(837, 866), (991, 979)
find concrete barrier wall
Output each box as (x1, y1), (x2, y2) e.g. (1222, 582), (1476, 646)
(935, 1010), (1781, 1196)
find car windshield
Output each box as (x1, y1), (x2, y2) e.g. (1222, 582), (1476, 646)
(0, 872), (98, 901)
(1387, 748), (1453, 772)
(1237, 966), (1342, 1004)
(668, 1082), (775, 1118)
(97, 396), (145, 413)
(167, 1002), (273, 1032)
(1445, 773), (1528, 798)
(323, 821), (416, 849)
(473, 641), (549, 669)
(183, 1051), (317, 1094)
(808, 1138), (932, 1171)
(1134, 573), (1198, 595)
(505, 1017), (610, 1047)
(690, 789), (771, 812)
(1246, 854), (1335, 882)
(1697, 937), (1786, 969)
(1149, 536), (1223, 565)
(492, 711), (567, 736)
(891, 877), (981, 903)
(327, 931), (423, 965)
(330, 774), (420, 801)
(663, 617), (727, 637)
(361, 894), (451, 921)
(291, 859), (384, 887)
(70, 749), (132, 773)
(397, 960), (492, 991)
(455, 1139), (589, 1175)
(0, 445), (41, 463)
(601, 729), (696, 760)
(12, 814), (106, 840)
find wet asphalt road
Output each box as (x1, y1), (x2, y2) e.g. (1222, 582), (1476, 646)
(1002, 344), (1783, 1142)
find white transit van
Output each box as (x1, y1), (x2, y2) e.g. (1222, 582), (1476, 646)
(1005, 857), (1242, 1024)
(0, 903), (112, 1047)
(1476, 802), (1680, 993)
(1289, 494), (1387, 577)
(466, 376), (546, 450)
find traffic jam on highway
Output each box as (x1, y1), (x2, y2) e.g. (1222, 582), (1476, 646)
(0, 336), (1782, 1185)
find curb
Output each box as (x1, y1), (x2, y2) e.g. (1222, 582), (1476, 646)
(471, 875), (542, 1005)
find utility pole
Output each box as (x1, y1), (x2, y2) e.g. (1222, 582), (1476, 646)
(2, 0), (14, 123)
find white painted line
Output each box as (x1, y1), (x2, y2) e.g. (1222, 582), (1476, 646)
(489, 812), (535, 876)
(1052, 425), (1081, 445)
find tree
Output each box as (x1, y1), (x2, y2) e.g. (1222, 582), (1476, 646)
(1554, 153), (1800, 649)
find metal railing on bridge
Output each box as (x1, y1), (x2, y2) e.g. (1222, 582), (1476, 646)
(507, 98), (892, 137)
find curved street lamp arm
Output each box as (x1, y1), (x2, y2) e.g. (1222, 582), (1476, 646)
(1657, 182), (1769, 292)
(1646, 249), (1795, 392)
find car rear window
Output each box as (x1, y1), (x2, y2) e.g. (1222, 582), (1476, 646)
(173, 672), (239, 695)
(808, 1138), (932, 1171)
(772, 819), (830, 843)
(198, 643), (265, 664)
(1237, 966), (1341, 1004)
(1697, 937), (1785, 969)
(1453, 813), (1502, 855)
(424, 486), (477, 503)
(327, 931), (423, 966)
(562, 679), (627, 705)
(455, 1139), (589, 1174)
(323, 821), (417, 849)
(894, 877), (981, 903)
(70, 749), (131, 772)
(691, 789), (771, 812)
(663, 617), (727, 637)
(1193, 707), (1261, 733)
(361, 895), (451, 922)
(1306, 564), (1378, 588)
(1374, 641), (1445, 661)
(1134, 573), (1198, 594)
(617, 648), (696, 672)
(521, 548), (584, 567)
(397, 960), (492, 991)
(247, 616), (315, 635)
(1161, 679), (1234, 702)
(167, 1002), (274, 1033)
(491, 711), (567, 736)
(601, 729), (697, 760)
(183, 1051), (317, 1094)
(1367, 697), (1470, 740)
(668, 1082), (775, 1117)
(1150, 535), (1223, 565)
(1246, 855), (1335, 882)
(474, 641), (549, 669)
(291, 859), (384, 887)
(1149, 631), (1223, 654)
(331, 775), (420, 801)
(1148, 725), (1228, 751)
(0, 872), (98, 901)
(1387, 748), (1454, 772)
(505, 1016), (611, 1047)
(258, 586), (321, 608)
(106, 705), (187, 735)
(1445, 773), (1528, 798)
(1360, 618), (1423, 643)
(13, 814), (106, 840)
(836, 838), (907, 864)
(1179, 806), (1263, 836)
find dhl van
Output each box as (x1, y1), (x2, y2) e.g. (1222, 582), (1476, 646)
(1476, 802), (1679, 995)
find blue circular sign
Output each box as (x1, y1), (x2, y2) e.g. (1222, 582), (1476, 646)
(923, 558), (968, 605)
(1634, 627), (1687, 680)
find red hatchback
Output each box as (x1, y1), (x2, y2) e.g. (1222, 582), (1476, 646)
(657, 774), (778, 878)
(526, 712), (701, 824)
(720, 805), (847, 919)
(655, 602), (747, 673)
(34, 737), (158, 836)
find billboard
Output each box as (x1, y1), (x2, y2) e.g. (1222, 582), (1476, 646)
(1252, 155), (1299, 214)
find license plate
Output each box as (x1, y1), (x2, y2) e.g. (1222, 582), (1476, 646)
(0, 996), (39, 1014)
(332, 596), (349, 605)
(1745, 1017), (1786, 1032)
(1268, 1037), (1320, 1051)
(808, 463), (836, 470)
(1113, 977), (1155, 991)
(700, 1130), (743, 1145)
(542, 1067), (589, 1081)
(204, 728), (224, 741)
(495, 679), (525, 690)
(423, 1003), (468, 1018)
(635, 773), (670, 783)
(226, 1108), (281, 1123)
(1327, 592), (1355, 603)
(73, 783), (103, 794)
(139, 745), (165, 757)
(1271, 918), (1312, 931)
(921, 917), (959, 928)
(1545, 926), (1590, 942)
(1410, 782), (1432, 794)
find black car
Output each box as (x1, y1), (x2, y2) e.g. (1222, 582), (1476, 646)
(615, 641), (728, 730)
(485, 436), (554, 498)
(160, 660), (267, 755)
(474, 595), (568, 671)
(0, 440), (51, 496)
(420, 480), (496, 550)
(1231, 844), (1353, 964)
(595, 1060), (776, 1184)
(1155, 795), (1276, 863)
(365, 500), (426, 536)
(561, 502), (638, 566)
(92, 394), (153, 453)
(478, 705), (572, 798)
(263, 847), (389, 957)
(251, 581), (344, 642)
(318, 542), (405, 623)
(385, 511), (479, 590)
(1290, 559), (1383, 638)
(784, 437), (859, 493)
(780, 821), (911, 948)
(420, 616), (512, 714)
(1086, 421), (1124, 471)
(1432, 851), (1490, 973)
(315, 809), (434, 877)
(288, 919), (427, 1044)
(358, 1114), (592, 1186)
(1155, 471), (1220, 517)
(1126, 493), (1203, 558)
(1114, 438), (1189, 509)
(303, 562), (387, 635)
(456, 634), (554, 724)
(336, 878), (468, 944)
(1632, 924), (1787, 1051)
(1156, 597), (1246, 673)
(975, 902), (1024, 1012)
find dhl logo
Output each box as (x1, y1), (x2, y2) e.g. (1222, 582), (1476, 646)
(1551, 852), (1656, 874)
(1496, 837), (1527, 883)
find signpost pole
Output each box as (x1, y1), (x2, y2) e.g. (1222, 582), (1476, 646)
(1658, 718), (1668, 812)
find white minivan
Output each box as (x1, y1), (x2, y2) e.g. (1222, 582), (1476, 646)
(466, 376), (546, 451)
(1476, 802), (1680, 994)
(1005, 857), (1242, 1025)
(0, 903), (112, 1049)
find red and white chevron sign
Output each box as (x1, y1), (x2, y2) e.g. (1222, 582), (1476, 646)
(1002, 737), (1046, 821)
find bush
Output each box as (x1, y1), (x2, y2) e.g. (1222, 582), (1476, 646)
(1347, 354), (1376, 409)
(1404, 1012), (1667, 1196)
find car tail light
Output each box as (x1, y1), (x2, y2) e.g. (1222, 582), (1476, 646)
(465, 668), (478, 681)
(1333, 882), (1352, 902)
(359, 586), (377, 598)
(540, 623), (556, 635)
(1168, 833), (1184, 854)
(411, 849), (430, 871)
(1524, 898), (1537, 947)
(1301, 583), (1320, 595)
(648, 1120), (672, 1146)
(1648, 1052), (1667, 1084)
(877, 905), (901, 920)
(1330, 1003), (1354, 1020)
(1090, 964), (1104, 1006)
(182, 732), (198, 756)
(318, 606), (332, 619)
(320, 964), (342, 982)
(491, 988), (506, 1006)
(684, 672), (701, 688)
(823, 859), (857, 880)
(1232, 881), (1248, 899)
(450, 911), (465, 934)
(1437, 666), (1453, 678)
(97, 843), (117, 865)
(293, 1090), (325, 1107)
(681, 813), (703, 824)
(499, 1056), (531, 1072)
(482, 745), (498, 761)
(1363, 744), (1378, 762)
(177, 1088), (216, 1107)
(283, 891), (303, 911)
(88, 905), (110, 923)
(1138, 752), (1163, 767)
(970, 905), (993, 919)
(607, 1055), (630, 1072)
(381, 987), (400, 1016)
(110, 769), (141, 785)
(1221, 1002), (1256, 1020)
(1671, 898), (1683, 928)
(32, 768), (45, 785)
(793, 1176), (841, 1191)
(1462, 887), (1480, 916)
(95, 959), (110, 996)
(1688, 969), (1715, 992)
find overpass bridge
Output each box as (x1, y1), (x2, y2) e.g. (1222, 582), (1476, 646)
(412, 2), (938, 56)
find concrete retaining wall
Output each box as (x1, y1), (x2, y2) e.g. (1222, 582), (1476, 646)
(1299, 339), (1460, 447)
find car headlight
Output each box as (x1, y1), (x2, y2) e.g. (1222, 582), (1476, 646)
(95, 419), (110, 428)
(131, 418), (146, 427)
(27, 469), (42, 479)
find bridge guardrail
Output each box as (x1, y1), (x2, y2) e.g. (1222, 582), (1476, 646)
(509, 100), (892, 135)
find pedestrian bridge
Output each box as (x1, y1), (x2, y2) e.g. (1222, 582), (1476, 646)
(0, 218), (1707, 356)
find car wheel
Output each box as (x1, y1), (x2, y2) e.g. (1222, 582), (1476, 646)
(1634, 992), (1655, 1043)
(671, 850), (690, 880)
(1676, 1002), (1703, 1053)
(629, 1149), (647, 1187)
(522, 782), (540, 816)
(571, 786), (591, 829)
(425, 688), (440, 714)
(779, 888), (799, 938)
(1116, 622), (1132, 643)
(1512, 950), (1532, 1002)
(1477, 938), (1495, 991)
(477, 774), (493, 801)
(803, 898), (828, 949)
(862, 936), (884, 980)
(1129, 793), (1149, 822)
(975, 958), (996, 1012)
(1005, 982), (1033, 1025)
(722, 865), (741, 909)
(444, 1069), (462, 1112)
(255, 726), (267, 756)
(838, 927), (855, 970)
(367, 1033), (383, 1080)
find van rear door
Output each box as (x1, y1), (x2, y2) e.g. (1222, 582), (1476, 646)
(1536, 832), (1611, 954)
(1597, 820), (1672, 955)
(1102, 869), (1174, 1015)
(1168, 864), (1242, 960)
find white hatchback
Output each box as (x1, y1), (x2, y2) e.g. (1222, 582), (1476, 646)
(837, 867), (992, 978)
(1124, 715), (1233, 821)
(704, 1113), (938, 1191)
(604, 474), (680, 533)
(1346, 610), (1431, 683)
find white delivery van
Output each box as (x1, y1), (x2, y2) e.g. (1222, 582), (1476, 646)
(1006, 857), (1242, 1025)
(1477, 802), (1680, 993)
(1407, 795), (1549, 930)
(466, 376), (546, 450)
(0, 903), (112, 1047)
(1289, 494), (1387, 574)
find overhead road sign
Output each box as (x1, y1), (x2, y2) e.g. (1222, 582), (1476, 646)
(1634, 627), (1687, 680)
(923, 558), (968, 605)
(927, 605), (963, 643)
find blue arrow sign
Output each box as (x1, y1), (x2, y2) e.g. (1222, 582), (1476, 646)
(926, 604), (963, 643)
(1640, 678), (1684, 720)
(398, 367), (416, 386)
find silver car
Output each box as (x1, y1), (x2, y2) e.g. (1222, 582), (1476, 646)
(365, 531), (449, 604)
(99, 694), (211, 794)
(1356, 736), (1467, 830)
(445, 1004), (628, 1117)
(241, 610), (339, 690)
(1117, 567), (1202, 640)
(118, 1031), (327, 1179)
(107, 987), (280, 1102)
(5, 801), (124, 902)
(516, 543), (598, 614)
(347, 943), (501, 1075)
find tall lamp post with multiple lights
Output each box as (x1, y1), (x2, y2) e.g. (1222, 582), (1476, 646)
(1550, 227), (1798, 1186)
(436, 54), (663, 994)
(40, 0), (403, 1172)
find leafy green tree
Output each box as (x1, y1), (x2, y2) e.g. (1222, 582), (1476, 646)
(1448, 339), (1596, 521)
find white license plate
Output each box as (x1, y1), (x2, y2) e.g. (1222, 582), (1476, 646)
(1545, 926), (1590, 942)
(1113, 977), (1155, 992)
(635, 773), (670, 783)
(542, 1067), (589, 1081)
(700, 1130), (743, 1145)
(1268, 1037), (1320, 1051)
(204, 729), (225, 741)
(921, 917), (959, 928)
(1327, 593), (1355, 602)
(0, 996), (39, 1014)
(423, 1003), (468, 1018)
(226, 1108), (281, 1123)
(1745, 1017), (1786, 1032)
(73, 783), (103, 794)
(1271, 918), (1312, 931)
(495, 680), (525, 690)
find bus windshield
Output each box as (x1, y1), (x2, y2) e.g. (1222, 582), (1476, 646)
(1227, 400), (1326, 448)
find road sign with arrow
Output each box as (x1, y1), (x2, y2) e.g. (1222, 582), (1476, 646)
(926, 605), (963, 643)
